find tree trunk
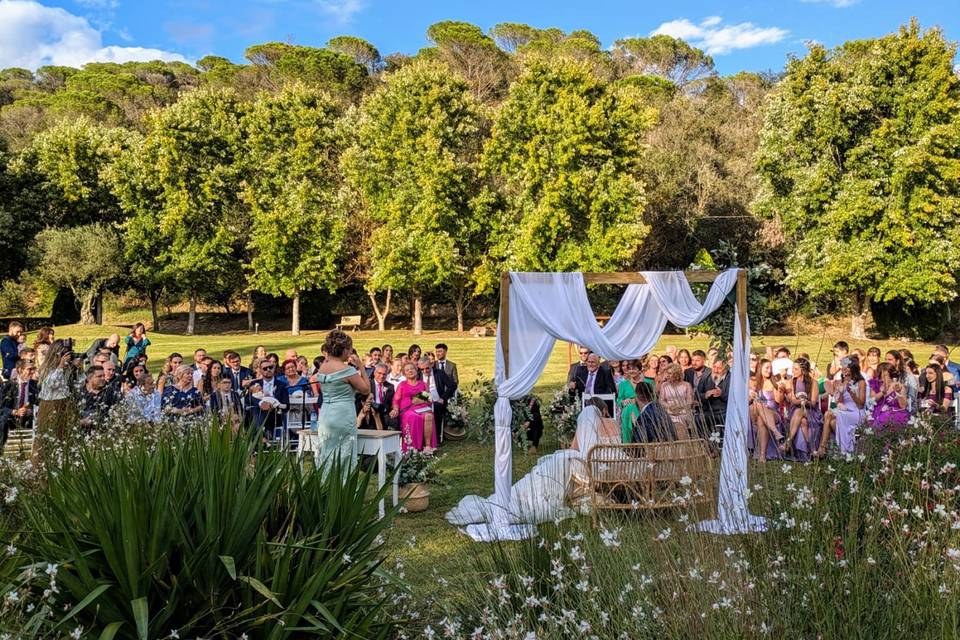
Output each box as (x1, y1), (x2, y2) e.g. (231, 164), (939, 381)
(79, 291), (97, 325)
(247, 293), (255, 332)
(291, 292), (301, 336)
(851, 292), (869, 340)
(186, 292), (197, 336)
(454, 288), (468, 333)
(413, 293), (423, 336)
(149, 289), (162, 332)
(368, 288), (392, 332)
(94, 293), (104, 325)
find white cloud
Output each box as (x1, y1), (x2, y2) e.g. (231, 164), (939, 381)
(314, 0), (365, 24)
(0, 0), (185, 70)
(800, 0), (860, 7)
(652, 16), (789, 55)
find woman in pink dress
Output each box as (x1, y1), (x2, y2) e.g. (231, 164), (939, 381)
(390, 362), (437, 453)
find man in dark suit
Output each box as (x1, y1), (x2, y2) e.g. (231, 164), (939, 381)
(418, 358), (457, 439)
(223, 351), (254, 391)
(244, 360), (289, 440)
(434, 343), (459, 388)
(566, 346), (592, 388)
(0, 322), (23, 380)
(695, 359), (731, 443)
(683, 349), (708, 389)
(359, 364), (396, 430)
(78, 365), (118, 430)
(0, 358), (38, 446)
(571, 354), (617, 415)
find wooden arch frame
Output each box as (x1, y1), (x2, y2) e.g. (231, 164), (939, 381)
(499, 270), (748, 377)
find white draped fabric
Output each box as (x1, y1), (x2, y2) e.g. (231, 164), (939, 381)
(462, 269), (767, 542)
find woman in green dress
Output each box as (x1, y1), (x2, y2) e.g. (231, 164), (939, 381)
(618, 359), (644, 443)
(314, 330), (369, 477)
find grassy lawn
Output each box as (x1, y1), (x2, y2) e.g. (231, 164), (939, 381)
(28, 323), (943, 606)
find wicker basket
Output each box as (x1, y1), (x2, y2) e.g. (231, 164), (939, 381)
(399, 482), (430, 512)
(443, 425), (467, 441)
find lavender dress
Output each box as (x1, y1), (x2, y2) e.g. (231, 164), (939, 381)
(871, 390), (910, 429)
(748, 388), (783, 461)
(787, 379), (823, 462)
(833, 384), (867, 454)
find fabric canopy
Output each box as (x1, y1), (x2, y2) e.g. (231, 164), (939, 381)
(464, 269), (766, 542)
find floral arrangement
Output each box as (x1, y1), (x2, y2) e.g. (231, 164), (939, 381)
(547, 386), (580, 447)
(395, 448), (445, 486)
(463, 375), (531, 447)
(444, 393), (469, 432)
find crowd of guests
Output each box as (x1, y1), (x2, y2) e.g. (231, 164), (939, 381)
(0, 321), (459, 463)
(564, 340), (959, 462)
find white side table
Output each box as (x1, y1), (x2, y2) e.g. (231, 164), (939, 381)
(357, 429), (402, 519)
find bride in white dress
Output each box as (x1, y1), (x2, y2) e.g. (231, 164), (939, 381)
(446, 401), (622, 526)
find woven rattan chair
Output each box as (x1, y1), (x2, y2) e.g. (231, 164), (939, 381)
(584, 439), (717, 527)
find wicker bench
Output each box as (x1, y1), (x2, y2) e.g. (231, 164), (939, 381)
(583, 439), (716, 526)
(3, 428), (33, 460)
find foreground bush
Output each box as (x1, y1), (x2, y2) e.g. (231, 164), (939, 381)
(0, 425), (399, 639)
(430, 417), (960, 639)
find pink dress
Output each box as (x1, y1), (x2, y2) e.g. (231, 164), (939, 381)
(394, 380), (437, 452)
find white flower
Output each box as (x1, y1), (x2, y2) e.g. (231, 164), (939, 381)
(45, 563), (58, 577)
(4, 545), (15, 556)
(679, 475), (692, 487)
(70, 627), (83, 640)
(343, 554), (352, 564)
(656, 528), (672, 542)
(600, 528), (621, 548)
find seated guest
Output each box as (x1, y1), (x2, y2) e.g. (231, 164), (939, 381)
(817, 359), (868, 457)
(863, 347), (881, 382)
(1, 322), (24, 380)
(435, 343), (458, 387)
(97, 358), (121, 396)
(870, 363), (909, 429)
(193, 355), (212, 387)
(78, 365), (118, 430)
(245, 359), (289, 437)
(407, 344), (422, 362)
(296, 356), (309, 377)
(386, 358), (405, 388)
(249, 345), (267, 369)
(918, 363), (954, 416)
(390, 362), (436, 453)
(223, 351), (253, 391)
(617, 359), (644, 443)
(695, 359), (731, 442)
(570, 354), (616, 415)
(282, 359), (313, 443)
(284, 348), (298, 363)
(208, 376), (243, 431)
(158, 353), (183, 394)
(677, 349), (692, 374)
(750, 359), (787, 461)
(827, 341), (850, 380)
(359, 363), (396, 430)
(658, 363), (694, 440)
(419, 356), (457, 439)
(782, 358), (821, 461)
(631, 380), (676, 443)
(83, 334), (120, 367)
(199, 360), (224, 400)
(642, 354), (659, 390)
(365, 347), (382, 378)
(162, 365), (204, 423)
(381, 344), (394, 364)
(122, 362), (148, 394)
(32, 326), (55, 351)
(607, 360), (624, 386)
(0, 358), (38, 446)
(126, 373), (162, 423)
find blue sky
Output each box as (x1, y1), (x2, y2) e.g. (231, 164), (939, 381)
(0, 0), (957, 74)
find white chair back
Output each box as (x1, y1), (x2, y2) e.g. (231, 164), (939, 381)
(582, 393), (619, 420)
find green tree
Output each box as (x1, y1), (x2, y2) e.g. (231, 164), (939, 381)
(612, 35), (715, 87)
(118, 89), (249, 335)
(343, 60), (485, 334)
(244, 42), (368, 99)
(243, 85), (348, 335)
(16, 117), (134, 228)
(755, 21), (960, 337)
(479, 60), (655, 287)
(327, 36), (383, 75)
(32, 224), (122, 324)
(422, 21), (511, 103)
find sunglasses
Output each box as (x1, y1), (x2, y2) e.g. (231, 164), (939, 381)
(262, 365), (275, 371)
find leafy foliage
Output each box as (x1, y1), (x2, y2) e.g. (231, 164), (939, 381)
(0, 425), (399, 639)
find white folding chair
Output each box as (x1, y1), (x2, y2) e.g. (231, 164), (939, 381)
(583, 393), (619, 420)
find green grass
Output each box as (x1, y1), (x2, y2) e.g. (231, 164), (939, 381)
(28, 323), (946, 608)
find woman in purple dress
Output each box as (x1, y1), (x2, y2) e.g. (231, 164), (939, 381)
(816, 359), (867, 457)
(783, 358), (822, 461)
(749, 359), (786, 461)
(870, 363), (910, 429)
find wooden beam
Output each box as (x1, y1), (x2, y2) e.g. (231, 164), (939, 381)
(500, 272), (511, 378)
(581, 270), (725, 285)
(736, 269), (748, 345)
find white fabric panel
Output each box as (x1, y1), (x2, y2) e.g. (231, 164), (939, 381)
(465, 269), (765, 541)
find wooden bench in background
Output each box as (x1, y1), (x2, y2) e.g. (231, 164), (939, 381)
(335, 315), (362, 332)
(583, 439), (716, 527)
